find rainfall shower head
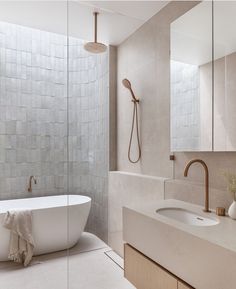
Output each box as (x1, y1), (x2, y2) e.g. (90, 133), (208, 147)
(84, 12), (107, 54)
(84, 42), (107, 54)
(122, 78), (139, 103)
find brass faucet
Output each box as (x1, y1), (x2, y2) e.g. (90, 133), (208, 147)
(184, 159), (211, 213)
(28, 176), (37, 192)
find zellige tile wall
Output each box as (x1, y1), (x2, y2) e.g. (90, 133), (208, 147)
(0, 21), (67, 199)
(68, 37), (109, 241)
(171, 60), (200, 151)
(0, 22), (109, 241)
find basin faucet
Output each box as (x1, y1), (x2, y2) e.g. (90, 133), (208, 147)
(184, 159), (211, 213)
(28, 176), (37, 192)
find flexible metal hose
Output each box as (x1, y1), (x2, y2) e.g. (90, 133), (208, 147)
(128, 100), (141, 163)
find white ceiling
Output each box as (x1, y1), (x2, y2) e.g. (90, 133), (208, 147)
(82, 1), (169, 21)
(70, 1), (170, 45)
(171, 1), (236, 66)
(0, 1), (169, 45)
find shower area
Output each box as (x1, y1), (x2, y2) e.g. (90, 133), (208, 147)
(0, 1), (111, 284)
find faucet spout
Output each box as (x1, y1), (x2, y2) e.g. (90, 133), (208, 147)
(28, 176), (37, 193)
(184, 159), (211, 213)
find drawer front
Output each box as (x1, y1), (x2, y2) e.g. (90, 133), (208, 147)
(124, 244), (177, 289)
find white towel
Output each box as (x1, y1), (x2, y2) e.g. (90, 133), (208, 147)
(3, 209), (35, 266)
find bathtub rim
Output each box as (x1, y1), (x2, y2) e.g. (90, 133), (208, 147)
(0, 194), (91, 214)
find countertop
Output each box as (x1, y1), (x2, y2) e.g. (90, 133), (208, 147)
(124, 199), (236, 254)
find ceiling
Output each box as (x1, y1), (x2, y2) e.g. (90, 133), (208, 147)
(81, 1), (169, 21)
(70, 1), (170, 45)
(0, 1), (169, 45)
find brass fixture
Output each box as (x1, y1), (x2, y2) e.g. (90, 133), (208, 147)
(169, 155), (175, 161)
(84, 12), (107, 54)
(184, 159), (211, 213)
(28, 176), (37, 192)
(122, 79), (139, 103)
(122, 78), (141, 163)
(216, 207), (226, 216)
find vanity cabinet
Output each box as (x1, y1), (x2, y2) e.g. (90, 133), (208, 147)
(124, 244), (193, 289)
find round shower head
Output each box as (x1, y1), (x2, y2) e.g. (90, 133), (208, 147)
(122, 78), (139, 103)
(122, 78), (132, 90)
(84, 42), (107, 54)
(84, 12), (107, 54)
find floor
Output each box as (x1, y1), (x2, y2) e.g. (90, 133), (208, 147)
(0, 233), (135, 289)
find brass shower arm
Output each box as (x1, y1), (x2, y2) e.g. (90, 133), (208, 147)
(94, 11), (98, 43)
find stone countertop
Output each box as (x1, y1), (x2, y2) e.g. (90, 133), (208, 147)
(124, 199), (236, 254)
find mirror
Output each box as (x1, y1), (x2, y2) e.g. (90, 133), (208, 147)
(171, 1), (236, 152)
(170, 1), (213, 151)
(214, 1), (236, 151)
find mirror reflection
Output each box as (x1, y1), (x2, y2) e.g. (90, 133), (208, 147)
(214, 1), (236, 151)
(171, 1), (236, 152)
(171, 1), (213, 151)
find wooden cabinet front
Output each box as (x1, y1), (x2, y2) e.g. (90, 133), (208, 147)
(124, 244), (177, 289)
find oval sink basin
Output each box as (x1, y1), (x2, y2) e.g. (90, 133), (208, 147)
(156, 207), (219, 226)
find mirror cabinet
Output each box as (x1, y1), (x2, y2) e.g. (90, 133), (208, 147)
(170, 1), (236, 152)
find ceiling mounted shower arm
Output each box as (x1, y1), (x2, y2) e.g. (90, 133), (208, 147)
(94, 12), (98, 43)
(84, 11), (107, 54)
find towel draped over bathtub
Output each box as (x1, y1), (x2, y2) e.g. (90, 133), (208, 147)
(2, 210), (35, 266)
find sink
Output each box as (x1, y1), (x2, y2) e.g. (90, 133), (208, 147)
(156, 207), (219, 226)
(123, 199), (235, 289)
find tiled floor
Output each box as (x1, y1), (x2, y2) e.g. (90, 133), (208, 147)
(0, 233), (135, 289)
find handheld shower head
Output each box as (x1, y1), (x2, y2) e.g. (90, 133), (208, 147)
(122, 78), (141, 163)
(122, 78), (139, 102)
(122, 78), (132, 90)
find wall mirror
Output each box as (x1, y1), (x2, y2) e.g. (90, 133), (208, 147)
(214, 1), (236, 151)
(171, 1), (236, 152)
(170, 1), (213, 152)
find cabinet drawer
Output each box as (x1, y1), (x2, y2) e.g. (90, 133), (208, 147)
(124, 244), (177, 289)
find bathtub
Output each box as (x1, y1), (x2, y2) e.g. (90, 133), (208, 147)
(0, 194), (91, 261)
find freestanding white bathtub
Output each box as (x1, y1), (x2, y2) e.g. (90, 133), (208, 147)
(0, 195), (91, 261)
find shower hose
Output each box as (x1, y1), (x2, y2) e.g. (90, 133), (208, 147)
(128, 100), (141, 163)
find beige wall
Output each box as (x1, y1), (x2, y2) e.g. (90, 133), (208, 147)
(108, 171), (166, 256)
(117, 2), (200, 178)
(199, 62), (213, 151)
(108, 0), (236, 255)
(214, 52), (236, 151)
(198, 51), (236, 151)
(115, 1), (236, 210)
